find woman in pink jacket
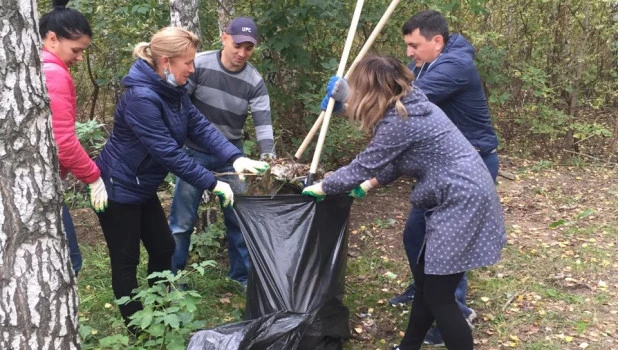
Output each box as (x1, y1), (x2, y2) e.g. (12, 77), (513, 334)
(39, 0), (107, 275)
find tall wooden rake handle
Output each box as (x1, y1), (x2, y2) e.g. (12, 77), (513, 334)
(305, 0), (366, 185)
(295, 0), (402, 162)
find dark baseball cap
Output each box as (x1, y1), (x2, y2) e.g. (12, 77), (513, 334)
(225, 17), (258, 45)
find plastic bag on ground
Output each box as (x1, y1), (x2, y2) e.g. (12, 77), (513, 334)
(187, 312), (309, 350)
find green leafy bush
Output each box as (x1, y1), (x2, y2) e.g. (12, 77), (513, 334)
(191, 221), (226, 260)
(75, 119), (107, 156)
(102, 262), (215, 349)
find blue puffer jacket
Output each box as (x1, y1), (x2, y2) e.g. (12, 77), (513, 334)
(410, 34), (499, 155)
(96, 59), (242, 204)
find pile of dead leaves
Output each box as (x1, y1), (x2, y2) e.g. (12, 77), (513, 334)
(242, 157), (326, 196)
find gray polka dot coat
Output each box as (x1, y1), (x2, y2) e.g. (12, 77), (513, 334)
(322, 87), (506, 275)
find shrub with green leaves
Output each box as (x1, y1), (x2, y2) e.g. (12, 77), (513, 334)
(41, 0), (618, 170)
(100, 262), (215, 349)
(191, 221), (226, 260)
(75, 119), (107, 156)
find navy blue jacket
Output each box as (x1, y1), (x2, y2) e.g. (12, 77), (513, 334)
(96, 59), (242, 204)
(410, 34), (498, 154)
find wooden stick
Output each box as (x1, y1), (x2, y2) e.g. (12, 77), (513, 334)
(563, 149), (618, 167)
(294, 0), (402, 160)
(307, 0), (365, 183)
(501, 289), (526, 312)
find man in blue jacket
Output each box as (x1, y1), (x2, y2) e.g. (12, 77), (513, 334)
(389, 9), (500, 346)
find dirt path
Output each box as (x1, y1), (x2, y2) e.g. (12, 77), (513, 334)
(344, 156), (618, 349)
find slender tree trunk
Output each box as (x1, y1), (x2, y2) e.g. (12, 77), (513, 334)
(612, 1), (618, 148)
(563, 2), (590, 154)
(86, 52), (99, 121)
(0, 0), (79, 348)
(170, 0), (202, 44)
(217, 0), (236, 34)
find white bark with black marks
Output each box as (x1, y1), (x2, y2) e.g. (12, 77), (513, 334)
(0, 0), (79, 348)
(170, 0), (202, 44)
(217, 0), (236, 34)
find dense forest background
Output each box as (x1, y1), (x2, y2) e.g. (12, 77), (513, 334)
(40, 0), (618, 167)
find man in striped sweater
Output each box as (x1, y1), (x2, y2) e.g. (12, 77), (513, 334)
(169, 17), (275, 286)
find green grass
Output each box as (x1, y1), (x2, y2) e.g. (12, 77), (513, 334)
(77, 224), (617, 349)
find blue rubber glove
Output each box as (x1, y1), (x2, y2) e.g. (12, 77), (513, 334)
(321, 76), (349, 113)
(302, 182), (326, 201)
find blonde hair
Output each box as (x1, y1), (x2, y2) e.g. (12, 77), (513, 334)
(346, 56), (415, 131)
(133, 27), (199, 68)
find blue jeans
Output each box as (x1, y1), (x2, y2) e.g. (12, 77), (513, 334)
(62, 203), (82, 274)
(481, 150), (500, 183)
(403, 151), (499, 317)
(169, 146), (249, 284)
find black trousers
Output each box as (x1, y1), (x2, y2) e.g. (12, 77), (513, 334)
(96, 196), (175, 325)
(399, 252), (472, 350)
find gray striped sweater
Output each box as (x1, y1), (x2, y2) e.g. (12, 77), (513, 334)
(185, 50), (274, 155)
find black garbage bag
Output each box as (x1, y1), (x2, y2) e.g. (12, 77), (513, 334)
(237, 194), (354, 349)
(187, 312), (310, 350)
(188, 194), (353, 350)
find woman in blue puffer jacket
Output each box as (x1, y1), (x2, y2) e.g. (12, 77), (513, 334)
(95, 27), (269, 329)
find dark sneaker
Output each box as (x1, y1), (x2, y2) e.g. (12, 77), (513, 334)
(389, 283), (415, 306)
(465, 309), (477, 329)
(423, 327), (445, 347)
(389, 345), (401, 350)
(421, 310), (476, 347)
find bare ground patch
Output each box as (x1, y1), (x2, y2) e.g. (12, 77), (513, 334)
(343, 157), (618, 349)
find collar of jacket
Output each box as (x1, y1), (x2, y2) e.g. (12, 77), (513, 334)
(122, 58), (188, 101)
(402, 87), (432, 117)
(411, 34), (475, 77)
(42, 48), (69, 72)
(442, 33), (475, 60)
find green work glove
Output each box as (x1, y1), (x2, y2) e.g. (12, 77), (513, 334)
(302, 182), (326, 201)
(349, 180), (375, 199)
(213, 181), (234, 208)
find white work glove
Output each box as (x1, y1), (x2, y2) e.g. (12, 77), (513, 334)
(213, 181), (234, 208)
(301, 182), (326, 201)
(87, 177), (108, 213)
(233, 157), (270, 180)
(349, 180), (375, 199)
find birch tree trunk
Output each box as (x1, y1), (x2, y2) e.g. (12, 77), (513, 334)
(170, 0), (202, 44)
(0, 0), (79, 348)
(610, 1), (618, 146)
(217, 0), (236, 34)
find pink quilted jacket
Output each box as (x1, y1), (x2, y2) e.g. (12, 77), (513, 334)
(42, 49), (100, 184)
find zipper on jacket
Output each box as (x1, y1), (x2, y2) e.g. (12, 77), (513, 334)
(134, 154), (149, 184)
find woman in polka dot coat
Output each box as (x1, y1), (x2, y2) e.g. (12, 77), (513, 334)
(303, 56), (506, 350)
